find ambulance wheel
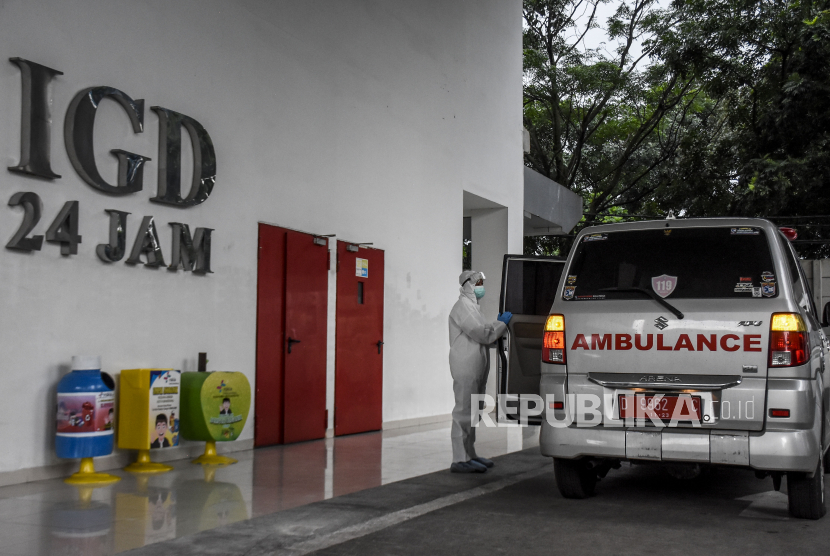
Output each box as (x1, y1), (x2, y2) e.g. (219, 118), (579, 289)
(787, 452), (826, 520)
(553, 457), (596, 499)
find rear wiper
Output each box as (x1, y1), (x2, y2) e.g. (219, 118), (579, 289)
(599, 287), (684, 320)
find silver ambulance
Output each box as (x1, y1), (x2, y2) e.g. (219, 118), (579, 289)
(498, 218), (830, 519)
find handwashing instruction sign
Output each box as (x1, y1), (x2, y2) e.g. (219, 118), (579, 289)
(149, 370), (180, 449)
(356, 258), (368, 278)
(203, 372), (250, 441)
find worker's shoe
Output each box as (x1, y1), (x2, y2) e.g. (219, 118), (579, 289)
(472, 457), (494, 468)
(450, 461), (487, 473)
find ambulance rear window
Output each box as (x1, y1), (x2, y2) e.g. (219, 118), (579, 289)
(564, 227), (777, 300)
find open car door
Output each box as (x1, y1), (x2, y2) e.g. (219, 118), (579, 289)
(497, 254), (565, 424)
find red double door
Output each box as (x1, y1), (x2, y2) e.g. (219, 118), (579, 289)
(255, 225), (384, 446)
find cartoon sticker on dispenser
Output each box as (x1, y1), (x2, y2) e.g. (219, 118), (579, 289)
(149, 370), (180, 449)
(207, 377), (246, 440)
(57, 391), (114, 434)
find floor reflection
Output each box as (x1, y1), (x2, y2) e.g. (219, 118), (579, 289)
(49, 487), (113, 556)
(0, 421), (538, 555)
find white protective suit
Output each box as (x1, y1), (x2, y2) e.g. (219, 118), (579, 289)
(448, 270), (507, 463)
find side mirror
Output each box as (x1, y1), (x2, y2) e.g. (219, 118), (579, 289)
(823, 302), (830, 328)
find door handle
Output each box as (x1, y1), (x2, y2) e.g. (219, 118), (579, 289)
(377, 340), (384, 354)
(287, 337), (301, 354)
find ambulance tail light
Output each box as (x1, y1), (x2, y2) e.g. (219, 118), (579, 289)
(779, 227), (798, 241)
(769, 313), (808, 367)
(543, 314), (566, 364)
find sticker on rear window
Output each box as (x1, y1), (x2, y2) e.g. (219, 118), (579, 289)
(739, 277), (752, 282)
(734, 282), (753, 292)
(651, 275), (677, 298)
(563, 286), (575, 300)
(566, 275), (577, 285)
(762, 283), (776, 297)
(752, 287), (762, 298)
(583, 233), (607, 242)
(731, 227), (760, 235)
(575, 294), (605, 300)
(761, 272), (775, 282)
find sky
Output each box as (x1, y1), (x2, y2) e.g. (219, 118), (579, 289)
(569, 0), (665, 65)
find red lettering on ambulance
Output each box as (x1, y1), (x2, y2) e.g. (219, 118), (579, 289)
(591, 334), (611, 350)
(744, 334), (762, 352)
(635, 334), (653, 350)
(571, 334), (590, 350)
(674, 334), (694, 351)
(615, 334), (632, 350)
(697, 334), (717, 351)
(720, 334), (740, 352)
(569, 332), (763, 354)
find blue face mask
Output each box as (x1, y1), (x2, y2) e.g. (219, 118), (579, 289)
(474, 286), (485, 299)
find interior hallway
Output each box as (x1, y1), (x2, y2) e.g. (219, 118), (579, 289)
(0, 421), (539, 555)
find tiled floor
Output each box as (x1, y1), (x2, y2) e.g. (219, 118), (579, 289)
(0, 421), (539, 555)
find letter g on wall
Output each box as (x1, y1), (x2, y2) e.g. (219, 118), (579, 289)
(64, 87), (152, 195)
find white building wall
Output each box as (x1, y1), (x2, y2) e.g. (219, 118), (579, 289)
(0, 0), (523, 476)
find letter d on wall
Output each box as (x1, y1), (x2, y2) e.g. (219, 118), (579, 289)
(151, 106), (216, 208)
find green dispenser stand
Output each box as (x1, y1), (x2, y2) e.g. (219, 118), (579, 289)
(180, 372), (251, 466)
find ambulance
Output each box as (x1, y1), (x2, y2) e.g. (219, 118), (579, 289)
(498, 218), (830, 519)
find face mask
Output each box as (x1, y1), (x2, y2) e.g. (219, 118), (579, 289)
(474, 286), (485, 299)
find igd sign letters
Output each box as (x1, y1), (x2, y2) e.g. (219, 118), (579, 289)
(5, 57), (215, 274)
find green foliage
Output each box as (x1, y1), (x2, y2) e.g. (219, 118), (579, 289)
(654, 0), (830, 256)
(524, 0), (830, 258)
(523, 0), (702, 223)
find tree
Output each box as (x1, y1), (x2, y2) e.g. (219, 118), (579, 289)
(524, 0), (830, 258)
(523, 0), (704, 225)
(655, 0), (830, 256)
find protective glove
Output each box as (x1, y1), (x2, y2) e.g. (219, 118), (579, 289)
(497, 312), (513, 324)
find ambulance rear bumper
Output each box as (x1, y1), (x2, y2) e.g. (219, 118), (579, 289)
(539, 424), (820, 473)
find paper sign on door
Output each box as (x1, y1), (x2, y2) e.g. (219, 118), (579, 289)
(356, 258), (368, 278)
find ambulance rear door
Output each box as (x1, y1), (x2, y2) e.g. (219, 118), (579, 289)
(497, 255), (565, 424)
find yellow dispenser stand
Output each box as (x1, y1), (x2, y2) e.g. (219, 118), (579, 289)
(192, 440), (238, 466)
(124, 449), (174, 474)
(65, 457), (121, 485)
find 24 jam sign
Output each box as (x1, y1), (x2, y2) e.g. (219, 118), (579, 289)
(4, 57), (214, 274)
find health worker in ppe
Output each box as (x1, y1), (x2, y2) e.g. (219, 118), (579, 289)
(448, 270), (512, 473)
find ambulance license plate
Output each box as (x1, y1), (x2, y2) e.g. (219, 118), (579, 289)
(618, 394), (702, 420)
